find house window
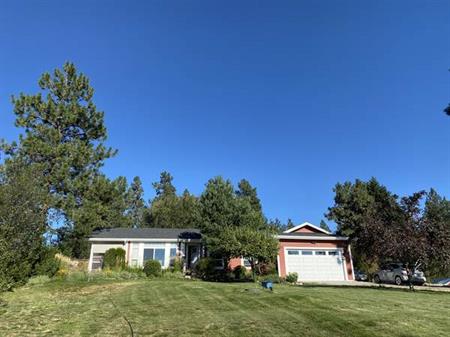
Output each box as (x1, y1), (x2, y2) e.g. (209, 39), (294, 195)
(328, 251), (339, 256)
(143, 248), (154, 262)
(315, 251), (326, 255)
(154, 249), (165, 266)
(131, 245), (139, 266)
(92, 253), (104, 270)
(301, 250), (313, 255)
(143, 248), (165, 266)
(170, 248), (177, 258)
(287, 250), (299, 255)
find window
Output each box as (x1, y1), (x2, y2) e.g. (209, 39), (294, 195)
(131, 245), (139, 266)
(287, 250), (299, 255)
(328, 251), (339, 256)
(243, 258), (251, 267)
(154, 249), (165, 266)
(143, 248), (165, 266)
(92, 253), (104, 270)
(170, 248), (177, 257)
(315, 251), (326, 255)
(301, 250), (313, 255)
(143, 248), (154, 262)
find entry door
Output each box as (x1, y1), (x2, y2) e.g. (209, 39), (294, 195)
(285, 249), (346, 281)
(187, 245), (200, 268)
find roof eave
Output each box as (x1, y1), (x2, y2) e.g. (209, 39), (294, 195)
(277, 235), (349, 241)
(88, 238), (202, 242)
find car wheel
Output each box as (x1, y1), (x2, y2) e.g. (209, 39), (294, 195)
(395, 276), (402, 286)
(374, 275), (381, 284)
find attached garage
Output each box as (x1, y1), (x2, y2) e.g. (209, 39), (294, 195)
(277, 222), (354, 281)
(285, 248), (346, 281)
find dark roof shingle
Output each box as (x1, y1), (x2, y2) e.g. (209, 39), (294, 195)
(90, 228), (201, 240)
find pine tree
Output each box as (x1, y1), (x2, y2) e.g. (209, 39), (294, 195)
(236, 179), (262, 212)
(127, 176), (145, 228)
(1, 62), (116, 256)
(319, 220), (331, 233)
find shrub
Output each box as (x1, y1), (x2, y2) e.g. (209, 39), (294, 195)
(65, 271), (89, 282)
(143, 260), (161, 277)
(34, 248), (60, 277)
(103, 248), (126, 270)
(286, 272), (298, 284)
(233, 265), (248, 281)
(27, 275), (51, 286)
(194, 257), (216, 279)
(173, 257), (183, 273)
(55, 268), (69, 278)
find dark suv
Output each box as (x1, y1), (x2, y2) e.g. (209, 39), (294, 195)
(373, 263), (426, 286)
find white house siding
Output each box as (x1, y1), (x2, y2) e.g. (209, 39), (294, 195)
(89, 241), (179, 271)
(134, 242), (178, 269)
(88, 242), (126, 271)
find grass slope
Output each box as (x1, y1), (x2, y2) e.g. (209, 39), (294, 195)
(1, 279), (449, 337)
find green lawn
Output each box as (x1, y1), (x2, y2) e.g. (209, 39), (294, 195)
(1, 279), (449, 337)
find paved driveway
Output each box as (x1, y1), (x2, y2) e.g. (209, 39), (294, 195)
(301, 280), (450, 292)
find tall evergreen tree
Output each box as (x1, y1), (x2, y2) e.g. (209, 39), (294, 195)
(143, 173), (201, 229)
(57, 175), (131, 257)
(319, 220), (331, 233)
(152, 171), (176, 199)
(199, 176), (277, 268)
(127, 176), (145, 228)
(423, 189), (450, 276)
(1, 63), (116, 255)
(236, 179), (262, 213)
(286, 218), (295, 230)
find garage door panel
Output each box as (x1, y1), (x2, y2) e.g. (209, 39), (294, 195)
(285, 249), (346, 281)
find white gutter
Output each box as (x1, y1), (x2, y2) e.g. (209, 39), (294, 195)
(88, 238), (202, 243)
(276, 235), (349, 241)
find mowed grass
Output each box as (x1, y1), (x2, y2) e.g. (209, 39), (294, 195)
(1, 279), (449, 337)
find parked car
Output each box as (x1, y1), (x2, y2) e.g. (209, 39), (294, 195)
(373, 263), (426, 286)
(354, 270), (368, 281)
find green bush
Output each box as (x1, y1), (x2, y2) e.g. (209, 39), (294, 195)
(103, 248), (126, 270)
(27, 275), (52, 286)
(233, 265), (248, 281)
(143, 260), (162, 277)
(34, 248), (60, 277)
(286, 272), (298, 283)
(194, 257), (216, 279)
(173, 257), (183, 273)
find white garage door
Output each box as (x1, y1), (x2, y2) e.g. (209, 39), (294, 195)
(285, 249), (346, 281)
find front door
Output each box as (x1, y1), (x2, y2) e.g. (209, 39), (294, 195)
(187, 245), (200, 268)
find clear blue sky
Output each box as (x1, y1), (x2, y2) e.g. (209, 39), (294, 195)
(1, 1), (449, 229)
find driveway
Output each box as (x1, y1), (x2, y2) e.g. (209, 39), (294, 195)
(301, 280), (450, 293)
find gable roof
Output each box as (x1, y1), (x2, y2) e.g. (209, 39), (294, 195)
(90, 228), (201, 240)
(283, 222), (331, 235)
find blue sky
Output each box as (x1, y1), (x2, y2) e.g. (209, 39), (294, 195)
(1, 1), (449, 229)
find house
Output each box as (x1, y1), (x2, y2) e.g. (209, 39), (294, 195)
(88, 228), (203, 271)
(276, 222), (354, 281)
(88, 222), (355, 282)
